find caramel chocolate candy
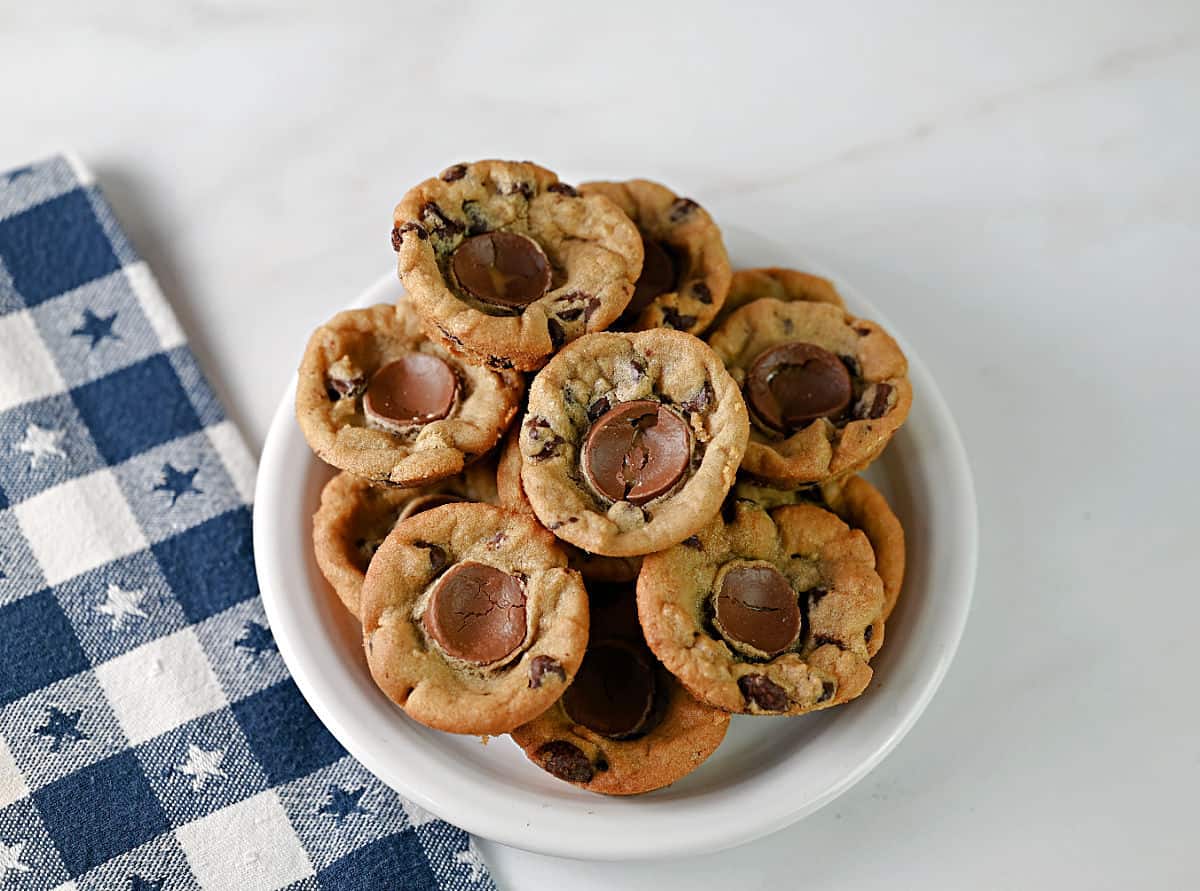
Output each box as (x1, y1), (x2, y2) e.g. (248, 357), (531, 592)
(712, 562), (801, 658)
(422, 561), (527, 664)
(562, 640), (658, 740)
(581, 400), (691, 505)
(626, 236), (677, 318)
(451, 231), (552, 309)
(745, 342), (852, 433)
(363, 354), (458, 433)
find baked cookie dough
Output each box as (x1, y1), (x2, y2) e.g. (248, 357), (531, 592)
(637, 502), (884, 715)
(511, 579), (729, 795)
(519, 329), (749, 557)
(392, 160), (643, 371)
(296, 302), (523, 486)
(361, 503), (588, 735)
(312, 461), (498, 618)
(707, 299), (911, 487)
(577, 179), (730, 335)
(495, 429), (641, 583)
(710, 267), (845, 332)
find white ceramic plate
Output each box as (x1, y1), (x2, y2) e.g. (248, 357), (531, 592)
(254, 228), (977, 860)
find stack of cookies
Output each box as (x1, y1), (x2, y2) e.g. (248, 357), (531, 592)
(295, 160), (911, 796)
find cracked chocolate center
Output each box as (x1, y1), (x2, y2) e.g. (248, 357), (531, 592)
(451, 231), (552, 309)
(422, 561), (527, 664)
(562, 640), (658, 739)
(746, 342), (852, 433)
(626, 236), (677, 317)
(712, 562), (801, 658)
(581, 400), (691, 505)
(363, 355), (458, 430)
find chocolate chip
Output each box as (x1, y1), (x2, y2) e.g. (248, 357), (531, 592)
(556, 306), (583, 322)
(682, 535), (703, 549)
(435, 323), (463, 346)
(528, 655), (566, 688)
(679, 382), (712, 414)
(746, 342), (853, 433)
(547, 182), (578, 196)
(413, 541), (449, 575)
(586, 396), (611, 422)
(530, 434), (564, 462)
(864, 624), (874, 643)
(594, 754), (610, 772)
(546, 517), (578, 531)
(487, 355), (515, 370)
(692, 281), (713, 304)
(582, 400), (691, 504)
(461, 200), (489, 236)
(862, 383), (894, 420)
(582, 294), (601, 323)
(547, 318), (566, 350)
(419, 201), (465, 237)
(536, 741), (594, 784)
(812, 634), (841, 649)
(668, 197), (700, 222)
(325, 372), (366, 401)
(818, 680), (836, 703)
(423, 561), (526, 664)
(393, 221), (428, 246)
(629, 356), (648, 381)
(806, 588), (828, 607)
(502, 181), (534, 199)
(485, 531), (506, 550)
(661, 307), (697, 330)
(738, 674), (789, 711)
(440, 164), (468, 182)
(525, 415), (550, 431)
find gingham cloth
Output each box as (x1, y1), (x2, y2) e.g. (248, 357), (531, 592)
(0, 156), (495, 891)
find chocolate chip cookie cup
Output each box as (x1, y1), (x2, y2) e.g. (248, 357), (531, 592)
(710, 266), (846, 332)
(637, 502), (884, 716)
(392, 160), (644, 372)
(707, 298), (911, 487)
(295, 302), (523, 487)
(577, 179), (731, 335)
(495, 429), (642, 583)
(360, 503), (588, 736)
(511, 580), (729, 795)
(312, 461), (498, 618)
(519, 329), (749, 557)
(734, 474), (905, 630)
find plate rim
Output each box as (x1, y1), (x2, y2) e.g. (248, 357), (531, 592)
(254, 263), (978, 861)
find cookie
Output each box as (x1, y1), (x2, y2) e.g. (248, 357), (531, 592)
(296, 302), (523, 486)
(495, 428), (641, 583)
(392, 160), (644, 371)
(361, 503), (588, 735)
(710, 267), (845, 332)
(312, 461), (498, 618)
(511, 580), (729, 795)
(637, 502), (884, 715)
(519, 329), (749, 557)
(732, 474), (905, 655)
(707, 299), (911, 487)
(577, 179), (730, 335)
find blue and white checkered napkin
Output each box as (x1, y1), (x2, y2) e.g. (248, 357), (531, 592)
(0, 156), (495, 891)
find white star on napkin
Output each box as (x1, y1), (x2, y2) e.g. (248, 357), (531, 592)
(96, 583), (148, 630)
(15, 423), (66, 469)
(176, 744), (227, 791)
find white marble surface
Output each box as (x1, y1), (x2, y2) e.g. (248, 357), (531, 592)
(4, 2), (1199, 887)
